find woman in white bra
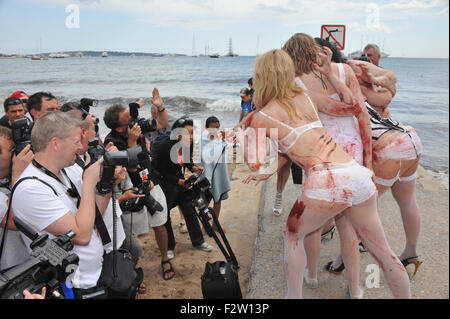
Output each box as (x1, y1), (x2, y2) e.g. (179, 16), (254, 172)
(282, 33), (373, 296)
(346, 60), (423, 275)
(239, 49), (411, 299)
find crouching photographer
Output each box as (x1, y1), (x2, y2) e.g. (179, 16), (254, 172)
(10, 111), (109, 299)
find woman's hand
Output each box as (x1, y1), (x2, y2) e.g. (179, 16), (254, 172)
(192, 165), (205, 175)
(242, 173), (271, 185)
(313, 46), (333, 77)
(119, 189), (145, 203)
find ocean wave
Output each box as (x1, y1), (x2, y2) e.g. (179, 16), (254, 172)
(426, 169), (449, 190)
(206, 99), (241, 112)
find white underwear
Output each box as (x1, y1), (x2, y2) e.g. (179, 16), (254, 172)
(303, 160), (376, 206)
(373, 126), (422, 163)
(375, 171), (418, 187)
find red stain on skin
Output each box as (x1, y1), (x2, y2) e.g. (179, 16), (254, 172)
(286, 200), (306, 234)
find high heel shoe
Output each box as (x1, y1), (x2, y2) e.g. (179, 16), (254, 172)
(325, 261), (345, 274)
(273, 191), (283, 216)
(303, 268), (318, 289)
(321, 225), (336, 242)
(400, 256), (423, 277)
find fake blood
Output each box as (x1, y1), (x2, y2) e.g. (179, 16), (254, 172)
(286, 201), (306, 234)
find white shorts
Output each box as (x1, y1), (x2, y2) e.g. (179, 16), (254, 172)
(373, 126), (422, 163)
(304, 160), (376, 206)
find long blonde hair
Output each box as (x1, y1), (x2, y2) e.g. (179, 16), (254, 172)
(282, 33), (321, 76)
(253, 49), (304, 120)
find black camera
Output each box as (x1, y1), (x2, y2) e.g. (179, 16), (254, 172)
(0, 217), (79, 299)
(358, 53), (370, 62)
(11, 118), (33, 155)
(128, 102), (157, 134)
(87, 138), (106, 164)
(121, 136), (163, 216)
(96, 146), (142, 195)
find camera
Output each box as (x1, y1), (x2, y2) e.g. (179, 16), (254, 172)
(128, 102), (157, 134)
(96, 145), (142, 195)
(121, 136), (163, 216)
(87, 138), (106, 164)
(358, 53), (370, 62)
(11, 118), (33, 155)
(0, 217), (79, 299)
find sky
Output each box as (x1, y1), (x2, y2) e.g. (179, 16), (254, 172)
(0, 0), (448, 58)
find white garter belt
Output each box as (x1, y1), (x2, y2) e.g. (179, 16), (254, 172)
(303, 160), (376, 206)
(375, 171), (418, 187)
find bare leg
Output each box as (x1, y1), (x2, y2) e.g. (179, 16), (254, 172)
(284, 196), (347, 298)
(153, 225), (174, 279)
(304, 228), (321, 279)
(274, 162), (291, 215)
(391, 179), (421, 260)
(346, 194), (411, 298)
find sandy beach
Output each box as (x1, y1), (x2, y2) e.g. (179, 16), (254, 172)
(136, 162), (262, 299)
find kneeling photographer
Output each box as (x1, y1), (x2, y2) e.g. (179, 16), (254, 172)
(151, 117), (213, 260)
(10, 111), (110, 299)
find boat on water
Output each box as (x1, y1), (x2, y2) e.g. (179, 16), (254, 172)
(49, 52), (70, 58)
(347, 50), (389, 60)
(102, 51), (108, 57)
(224, 38), (238, 57)
(209, 53), (220, 58)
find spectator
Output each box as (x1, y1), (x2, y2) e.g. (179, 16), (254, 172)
(26, 92), (61, 121)
(11, 111), (109, 298)
(0, 126), (33, 271)
(0, 91), (29, 128)
(0, 97), (26, 129)
(363, 43), (381, 66)
(239, 88), (253, 122)
(151, 117), (213, 260)
(200, 116), (231, 231)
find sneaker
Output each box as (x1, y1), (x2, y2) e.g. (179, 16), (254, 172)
(195, 242), (213, 252)
(167, 250), (174, 260)
(359, 242), (367, 253)
(303, 268), (318, 289)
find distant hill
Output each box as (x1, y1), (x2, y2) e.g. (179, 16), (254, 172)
(0, 51), (187, 58)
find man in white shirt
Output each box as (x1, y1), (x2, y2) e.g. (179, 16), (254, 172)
(11, 111), (110, 297)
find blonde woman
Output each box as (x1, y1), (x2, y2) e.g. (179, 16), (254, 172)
(282, 33), (372, 295)
(240, 49), (411, 299)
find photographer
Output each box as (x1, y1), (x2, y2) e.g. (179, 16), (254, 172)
(103, 88), (168, 150)
(0, 97), (26, 129)
(62, 108), (127, 255)
(26, 91), (61, 121)
(10, 111), (109, 298)
(0, 126), (34, 271)
(151, 117), (213, 259)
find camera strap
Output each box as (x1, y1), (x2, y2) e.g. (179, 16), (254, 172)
(32, 159), (111, 246)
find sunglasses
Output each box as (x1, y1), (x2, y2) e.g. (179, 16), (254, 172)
(174, 117), (194, 128)
(5, 98), (24, 107)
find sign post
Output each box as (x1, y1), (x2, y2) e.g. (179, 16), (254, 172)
(320, 25), (346, 50)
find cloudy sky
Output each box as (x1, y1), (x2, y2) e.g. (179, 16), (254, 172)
(0, 0), (448, 58)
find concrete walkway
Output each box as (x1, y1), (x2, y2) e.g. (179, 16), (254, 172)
(246, 166), (449, 299)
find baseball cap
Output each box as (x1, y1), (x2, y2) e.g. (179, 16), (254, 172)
(10, 90), (28, 100)
(240, 88), (250, 97)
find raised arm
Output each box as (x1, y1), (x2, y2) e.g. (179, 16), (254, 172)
(151, 88), (169, 130)
(348, 60), (397, 96)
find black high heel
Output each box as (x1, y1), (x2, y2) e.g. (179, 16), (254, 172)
(400, 256), (423, 277)
(321, 225), (336, 242)
(325, 261), (345, 274)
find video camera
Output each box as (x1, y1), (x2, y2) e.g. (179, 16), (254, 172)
(11, 118), (33, 155)
(79, 98), (100, 134)
(0, 217), (79, 299)
(128, 100), (157, 134)
(358, 53), (371, 62)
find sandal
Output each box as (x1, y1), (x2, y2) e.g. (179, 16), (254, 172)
(161, 260), (175, 280)
(400, 256), (423, 277)
(325, 261), (345, 274)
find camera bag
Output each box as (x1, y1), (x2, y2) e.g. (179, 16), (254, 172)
(200, 210), (242, 299)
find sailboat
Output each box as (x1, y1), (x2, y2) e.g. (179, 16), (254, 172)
(224, 38), (238, 57)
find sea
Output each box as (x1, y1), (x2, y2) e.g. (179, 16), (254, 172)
(0, 56), (448, 189)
